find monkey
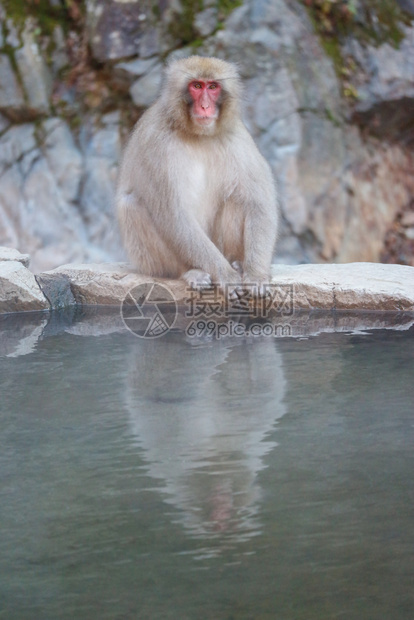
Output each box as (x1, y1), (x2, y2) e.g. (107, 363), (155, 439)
(116, 55), (278, 297)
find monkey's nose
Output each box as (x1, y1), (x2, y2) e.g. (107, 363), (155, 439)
(200, 92), (210, 109)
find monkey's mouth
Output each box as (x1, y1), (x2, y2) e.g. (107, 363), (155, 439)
(192, 115), (217, 125)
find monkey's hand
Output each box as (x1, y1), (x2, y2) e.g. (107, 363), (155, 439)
(183, 267), (243, 299)
(182, 269), (212, 290)
(230, 263), (272, 298)
(231, 261), (244, 276)
(215, 267), (245, 300)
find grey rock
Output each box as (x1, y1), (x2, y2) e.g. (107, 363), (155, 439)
(0, 246), (30, 267)
(0, 209), (19, 251)
(249, 27), (282, 52)
(249, 0), (304, 44)
(0, 260), (49, 313)
(0, 123), (38, 178)
(139, 27), (161, 58)
(79, 155), (121, 251)
(81, 112), (121, 161)
(130, 63), (163, 107)
(14, 22), (52, 115)
(0, 207), (18, 251)
(0, 124), (37, 169)
(345, 25), (414, 140)
(77, 113), (123, 259)
(0, 165), (25, 251)
(272, 235), (309, 265)
(36, 261), (414, 313)
(165, 47), (194, 64)
(51, 25), (69, 73)
(41, 118), (83, 202)
(35, 272), (75, 309)
(251, 68), (300, 133)
(354, 27), (414, 108)
(86, 0), (148, 62)
(101, 110), (121, 127)
(271, 263), (414, 311)
(397, 0), (414, 17)
(0, 117), (123, 273)
(5, 18), (20, 48)
(335, 142), (414, 263)
(0, 55), (25, 117)
(274, 154), (308, 235)
(13, 152), (94, 271)
(38, 263), (152, 306)
(194, 7), (218, 38)
(0, 113), (10, 133)
(114, 57), (158, 79)
(224, 3), (250, 33)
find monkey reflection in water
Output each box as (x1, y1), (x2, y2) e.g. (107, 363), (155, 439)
(125, 337), (286, 550)
(116, 56), (278, 298)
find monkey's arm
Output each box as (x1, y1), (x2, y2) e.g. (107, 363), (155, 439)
(235, 133), (279, 284)
(132, 150), (239, 286)
(243, 204), (278, 282)
(156, 197), (240, 286)
(118, 124), (238, 285)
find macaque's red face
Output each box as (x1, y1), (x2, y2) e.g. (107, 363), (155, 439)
(188, 80), (222, 125)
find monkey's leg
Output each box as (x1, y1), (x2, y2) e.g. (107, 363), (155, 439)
(212, 200), (245, 267)
(117, 193), (188, 277)
(148, 203), (243, 296)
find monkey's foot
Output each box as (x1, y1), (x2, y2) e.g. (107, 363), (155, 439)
(231, 261), (244, 276)
(182, 269), (212, 290)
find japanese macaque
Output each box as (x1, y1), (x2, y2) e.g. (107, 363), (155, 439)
(116, 56), (278, 296)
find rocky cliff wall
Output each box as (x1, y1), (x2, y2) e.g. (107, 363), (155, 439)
(0, 0), (413, 272)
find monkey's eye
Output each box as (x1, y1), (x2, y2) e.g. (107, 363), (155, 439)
(208, 83), (218, 89)
(193, 82), (202, 89)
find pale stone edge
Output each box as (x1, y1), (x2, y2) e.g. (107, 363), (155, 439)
(1, 261), (414, 315)
(0, 260), (49, 313)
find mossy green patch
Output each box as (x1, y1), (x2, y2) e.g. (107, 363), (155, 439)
(169, 0), (242, 45)
(2, 0), (82, 37)
(301, 0), (413, 98)
(302, 0), (412, 50)
(217, 0), (243, 19)
(168, 0), (203, 45)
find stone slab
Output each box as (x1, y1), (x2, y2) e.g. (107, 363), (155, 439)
(37, 261), (414, 313)
(0, 260), (49, 314)
(271, 263), (414, 312)
(0, 246), (30, 267)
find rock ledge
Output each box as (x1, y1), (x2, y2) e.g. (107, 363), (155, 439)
(0, 248), (413, 315)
